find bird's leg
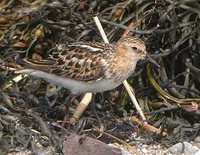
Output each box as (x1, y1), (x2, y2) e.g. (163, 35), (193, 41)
(62, 93), (79, 127)
(91, 93), (104, 132)
(66, 93), (79, 109)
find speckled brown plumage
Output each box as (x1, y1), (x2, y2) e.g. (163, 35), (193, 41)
(16, 36), (147, 94)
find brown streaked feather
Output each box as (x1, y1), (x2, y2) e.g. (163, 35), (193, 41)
(17, 58), (56, 72)
(18, 43), (115, 82)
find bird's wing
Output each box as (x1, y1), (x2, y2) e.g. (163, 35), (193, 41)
(17, 42), (114, 83)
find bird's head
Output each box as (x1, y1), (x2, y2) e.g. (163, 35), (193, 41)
(118, 36), (160, 68)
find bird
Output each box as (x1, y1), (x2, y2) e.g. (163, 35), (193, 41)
(15, 35), (159, 95)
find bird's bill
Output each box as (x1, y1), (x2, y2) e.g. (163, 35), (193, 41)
(145, 54), (160, 68)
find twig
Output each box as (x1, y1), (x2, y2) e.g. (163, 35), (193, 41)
(94, 17), (109, 43)
(93, 16), (146, 121)
(130, 115), (168, 137)
(0, 74), (28, 90)
(70, 93), (92, 125)
(94, 127), (140, 155)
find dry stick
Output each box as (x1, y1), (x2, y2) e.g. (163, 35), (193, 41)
(93, 16), (146, 121)
(130, 115), (168, 136)
(1, 74), (28, 90)
(70, 93), (92, 125)
(94, 17), (109, 43)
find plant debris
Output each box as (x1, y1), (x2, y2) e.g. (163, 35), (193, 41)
(0, 0), (200, 154)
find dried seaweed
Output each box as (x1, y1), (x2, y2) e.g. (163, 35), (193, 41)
(0, 0), (200, 154)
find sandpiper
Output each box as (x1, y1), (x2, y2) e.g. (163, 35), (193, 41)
(15, 36), (159, 94)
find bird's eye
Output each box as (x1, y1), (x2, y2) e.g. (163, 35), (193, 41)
(132, 47), (138, 50)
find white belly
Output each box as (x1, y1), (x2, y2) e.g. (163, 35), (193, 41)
(15, 69), (122, 94)
(71, 79), (121, 94)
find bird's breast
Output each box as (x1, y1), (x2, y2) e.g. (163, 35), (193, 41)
(104, 56), (137, 83)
